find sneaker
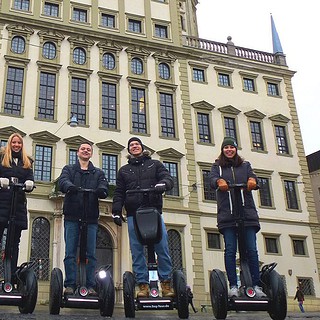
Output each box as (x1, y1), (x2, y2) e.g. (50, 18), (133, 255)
(254, 286), (267, 298)
(88, 288), (98, 296)
(137, 283), (150, 298)
(228, 286), (239, 297)
(64, 287), (74, 295)
(161, 280), (175, 297)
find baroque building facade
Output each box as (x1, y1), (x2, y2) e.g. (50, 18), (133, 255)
(0, 0), (319, 311)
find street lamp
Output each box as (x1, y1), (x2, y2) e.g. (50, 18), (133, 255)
(53, 113), (78, 134)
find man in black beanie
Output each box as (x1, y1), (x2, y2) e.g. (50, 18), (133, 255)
(112, 137), (175, 298)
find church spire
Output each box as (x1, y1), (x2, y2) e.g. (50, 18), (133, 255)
(271, 14), (283, 54)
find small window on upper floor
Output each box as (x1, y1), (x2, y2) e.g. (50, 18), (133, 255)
(11, 36), (25, 54)
(158, 63), (170, 80)
(44, 2), (59, 17)
(13, 0), (30, 11)
(101, 13), (115, 28)
(218, 73), (231, 87)
(275, 125), (289, 154)
(42, 41), (56, 60)
(250, 121), (264, 151)
(73, 7), (87, 23)
(291, 238), (307, 256)
(102, 53), (115, 70)
(131, 57), (143, 75)
(73, 47), (86, 65)
(128, 19), (142, 33)
(243, 78), (255, 92)
(284, 180), (299, 210)
(155, 24), (168, 38)
(193, 68), (205, 82)
(257, 177), (273, 207)
(267, 82), (280, 96)
(207, 232), (222, 250)
(264, 236), (280, 254)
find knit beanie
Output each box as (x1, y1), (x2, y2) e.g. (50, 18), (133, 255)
(221, 136), (238, 150)
(127, 137), (144, 153)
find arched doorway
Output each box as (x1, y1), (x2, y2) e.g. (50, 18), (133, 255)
(96, 225), (114, 277)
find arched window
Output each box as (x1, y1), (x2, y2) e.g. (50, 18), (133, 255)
(102, 53), (115, 70)
(131, 57), (143, 75)
(43, 41), (57, 59)
(159, 62), (170, 80)
(11, 36), (25, 54)
(73, 47), (86, 65)
(30, 217), (50, 280)
(168, 229), (183, 273)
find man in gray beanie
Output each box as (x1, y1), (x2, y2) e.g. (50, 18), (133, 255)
(112, 137), (175, 298)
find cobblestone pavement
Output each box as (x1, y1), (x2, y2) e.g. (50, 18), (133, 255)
(0, 305), (319, 320)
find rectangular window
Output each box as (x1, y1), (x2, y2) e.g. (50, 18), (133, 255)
(207, 232), (221, 249)
(267, 82), (279, 96)
(155, 24), (168, 38)
(218, 73), (230, 87)
(164, 162), (179, 196)
(265, 237), (279, 254)
(44, 2), (59, 16)
(14, 0), (30, 10)
(68, 149), (77, 165)
(198, 113), (211, 143)
(160, 93), (175, 138)
(131, 87), (146, 133)
(275, 125), (289, 154)
(102, 154), (117, 185)
(34, 145), (52, 182)
(101, 13), (115, 28)
(193, 68), (205, 82)
(292, 239), (306, 256)
(73, 8), (87, 22)
(257, 177), (272, 207)
(203, 170), (216, 201)
(284, 180), (299, 210)
(1, 140), (7, 147)
(38, 72), (56, 120)
(224, 117), (237, 142)
(71, 77), (86, 125)
(243, 78), (255, 91)
(4, 67), (24, 115)
(250, 121), (264, 151)
(102, 82), (117, 129)
(128, 19), (142, 33)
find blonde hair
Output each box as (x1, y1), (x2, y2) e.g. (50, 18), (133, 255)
(1, 133), (32, 169)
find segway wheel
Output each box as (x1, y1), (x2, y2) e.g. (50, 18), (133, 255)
(210, 269), (228, 320)
(18, 269), (38, 314)
(173, 270), (189, 319)
(266, 270), (287, 320)
(123, 271), (136, 318)
(49, 268), (63, 315)
(98, 270), (115, 317)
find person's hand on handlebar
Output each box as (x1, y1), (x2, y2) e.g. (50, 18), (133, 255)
(154, 183), (166, 194)
(247, 178), (257, 191)
(0, 177), (10, 189)
(24, 180), (34, 192)
(95, 188), (107, 199)
(67, 185), (78, 194)
(217, 179), (228, 192)
(112, 212), (126, 226)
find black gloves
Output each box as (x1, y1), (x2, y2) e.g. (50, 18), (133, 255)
(154, 183), (166, 194)
(112, 213), (126, 226)
(96, 188), (107, 199)
(67, 185), (78, 194)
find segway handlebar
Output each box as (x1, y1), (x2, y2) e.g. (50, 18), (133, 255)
(126, 188), (157, 195)
(228, 182), (259, 190)
(0, 177), (36, 192)
(77, 187), (96, 193)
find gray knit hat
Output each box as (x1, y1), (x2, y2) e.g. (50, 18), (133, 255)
(221, 136), (238, 150)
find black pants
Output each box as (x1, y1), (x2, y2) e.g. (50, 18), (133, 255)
(0, 223), (23, 276)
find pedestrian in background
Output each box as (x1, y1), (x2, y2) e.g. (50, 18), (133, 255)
(294, 286), (305, 313)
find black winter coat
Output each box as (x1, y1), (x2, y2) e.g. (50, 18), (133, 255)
(0, 155), (34, 230)
(59, 161), (108, 223)
(210, 160), (260, 233)
(112, 151), (174, 217)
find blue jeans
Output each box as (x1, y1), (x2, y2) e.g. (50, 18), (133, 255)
(223, 226), (260, 287)
(298, 301), (305, 313)
(64, 220), (98, 289)
(127, 215), (172, 284)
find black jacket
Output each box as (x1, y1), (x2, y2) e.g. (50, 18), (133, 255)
(0, 154), (34, 230)
(210, 160), (260, 233)
(58, 161), (108, 223)
(112, 151), (174, 217)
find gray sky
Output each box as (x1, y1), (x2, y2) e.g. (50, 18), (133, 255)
(196, 0), (319, 155)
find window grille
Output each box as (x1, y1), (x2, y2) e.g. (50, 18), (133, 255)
(298, 278), (315, 296)
(168, 229), (183, 274)
(96, 226), (114, 277)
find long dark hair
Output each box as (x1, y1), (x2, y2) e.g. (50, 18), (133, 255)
(217, 150), (244, 167)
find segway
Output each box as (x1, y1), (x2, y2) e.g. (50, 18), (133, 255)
(49, 188), (115, 316)
(123, 188), (189, 319)
(210, 183), (287, 320)
(0, 177), (38, 313)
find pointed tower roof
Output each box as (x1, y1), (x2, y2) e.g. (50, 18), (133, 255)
(271, 14), (284, 54)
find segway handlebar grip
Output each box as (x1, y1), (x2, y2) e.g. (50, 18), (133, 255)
(126, 188), (155, 195)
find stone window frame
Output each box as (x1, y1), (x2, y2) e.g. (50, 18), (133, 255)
(126, 46), (150, 80)
(38, 30), (64, 64)
(126, 14), (145, 36)
(254, 169), (275, 209)
(204, 228), (223, 251)
(189, 62), (209, 84)
(40, 0), (63, 20)
(262, 232), (282, 255)
(279, 172), (301, 212)
(263, 76), (282, 98)
(99, 9), (118, 31)
(152, 19), (171, 42)
(68, 35), (94, 70)
(152, 51), (176, 84)
(214, 66), (234, 88)
(289, 235), (308, 257)
(70, 2), (91, 26)
(197, 161), (217, 203)
(239, 71), (258, 93)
